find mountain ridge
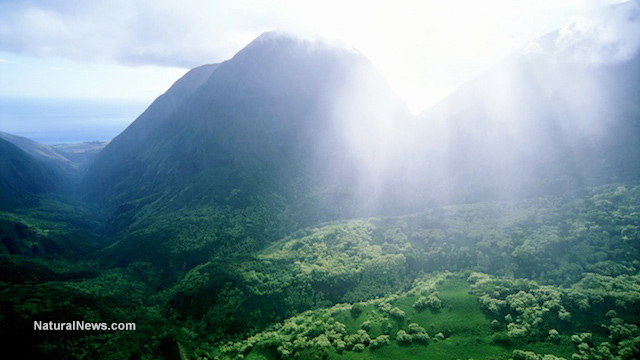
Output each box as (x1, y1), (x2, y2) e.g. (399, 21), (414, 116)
(0, 138), (62, 208)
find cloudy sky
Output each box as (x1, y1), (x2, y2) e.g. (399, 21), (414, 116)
(0, 0), (630, 142)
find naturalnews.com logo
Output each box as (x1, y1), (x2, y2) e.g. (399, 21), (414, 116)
(34, 321), (136, 331)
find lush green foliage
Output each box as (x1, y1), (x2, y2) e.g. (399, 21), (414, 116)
(1, 184), (639, 359)
(204, 273), (637, 360)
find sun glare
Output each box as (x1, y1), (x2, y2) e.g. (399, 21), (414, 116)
(282, 0), (606, 113)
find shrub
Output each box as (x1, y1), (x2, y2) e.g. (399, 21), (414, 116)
(313, 334), (331, 348)
(426, 292), (443, 310)
(355, 329), (371, 346)
(396, 330), (412, 344)
(507, 322), (528, 338)
(381, 320), (393, 335)
(413, 296), (428, 310)
(370, 335), (391, 349)
(512, 350), (541, 360)
(408, 323), (426, 334)
(389, 307), (405, 319)
(412, 332), (430, 343)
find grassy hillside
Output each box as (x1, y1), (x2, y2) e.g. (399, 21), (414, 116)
(201, 273), (638, 360)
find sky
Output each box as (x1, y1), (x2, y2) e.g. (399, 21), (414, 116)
(0, 0), (629, 143)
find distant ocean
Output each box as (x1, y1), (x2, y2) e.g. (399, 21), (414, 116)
(0, 97), (150, 144)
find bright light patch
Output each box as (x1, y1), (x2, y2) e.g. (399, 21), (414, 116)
(281, 0), (604, 113)
(0, 0), (616, 113)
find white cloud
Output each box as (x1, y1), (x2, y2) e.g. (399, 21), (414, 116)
(0, 0), (620, 112)
(555, 0), (640, 65)
(0, 0), (289, 67)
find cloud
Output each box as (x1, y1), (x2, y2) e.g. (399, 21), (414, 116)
(554, 0), (640, 65)
(0, 0), (621, 112)
(0, 0), (291, 68)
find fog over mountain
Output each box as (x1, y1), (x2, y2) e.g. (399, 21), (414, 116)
(402, 29), (640, 204)
(84, 25), (640, 214)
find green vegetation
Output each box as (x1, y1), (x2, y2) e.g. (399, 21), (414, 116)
(203, 273), (637, 360)
(1, 184), (639, 359)
(0, 197), (104, 258)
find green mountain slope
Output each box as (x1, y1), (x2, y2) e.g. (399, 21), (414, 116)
(83, 23), (640, 273)
(82, 32), (411, 268)
(0, 131), (75, 173)
(0, 131), (100, 188)
(0, 138), (63, 208)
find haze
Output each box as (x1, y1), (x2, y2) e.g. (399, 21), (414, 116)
(0, 0), (624, 145)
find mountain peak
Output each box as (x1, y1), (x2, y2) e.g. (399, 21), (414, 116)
(83, 31), (410, 221)
(230, 30), (363, 65)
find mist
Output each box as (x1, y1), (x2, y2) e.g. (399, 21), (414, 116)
(305, 1), (640, 215)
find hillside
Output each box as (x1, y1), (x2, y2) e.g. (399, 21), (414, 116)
(0, 138), (63, 208)
(207, 272), (639, 360)
(0, 131), (108, 188)
(0, 131), (74, 173)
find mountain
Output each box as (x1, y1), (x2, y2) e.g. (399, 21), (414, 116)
(402, 13), (640, 205)
(0, 132), (107, 186)
(82, 32), (411, 266)
(0, 131), (76, 175)
(81, 24), (640, 268)
(84, 32), (409, 209)
(0, 138), (61, 208)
